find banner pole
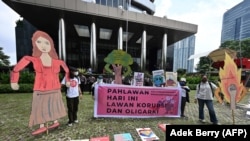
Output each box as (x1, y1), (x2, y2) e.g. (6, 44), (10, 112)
(232, 109), (235, 125)
(46, 122), (49, 134)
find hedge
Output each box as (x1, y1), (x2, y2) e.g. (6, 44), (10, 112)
(1, 83), (205, 93)
(0, 71), (219, 93)
(0, 84), (68, 93)
(0, 84), (33, 93)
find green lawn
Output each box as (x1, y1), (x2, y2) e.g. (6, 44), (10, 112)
(0, 90), (248, 141)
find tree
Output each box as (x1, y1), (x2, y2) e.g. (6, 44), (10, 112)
(177, 68), (186, 76)
(220, 38), (250, 58)
(195, 57), (214, 74)
(0, 47), (10, 66)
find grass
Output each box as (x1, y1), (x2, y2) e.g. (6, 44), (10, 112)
(0, 90), (249, 141)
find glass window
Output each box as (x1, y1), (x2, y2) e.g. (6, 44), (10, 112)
(107, 0), (112, 7)
(96, 0), (100, 4)
(118, 0), (124, 6)
(101, 0), (106, 5)
(234, 17), (241, 40)
(124, 0), (128, 10)
(113, 0), (118, 7)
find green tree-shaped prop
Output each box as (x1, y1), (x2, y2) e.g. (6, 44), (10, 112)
(104, 49), (133, 84)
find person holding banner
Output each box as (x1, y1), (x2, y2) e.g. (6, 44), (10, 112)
(179, 77), (190, 118)
(92, 75), (105, 100)
(88, 75), (96, 94)
(79, 73), (87, 94)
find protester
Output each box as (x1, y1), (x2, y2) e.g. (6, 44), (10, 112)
(144, 77), (153, 86)
(88, 75), (96, 94)
(61, 67), (82, 127)
(79, 73), (87, 94)
(87, 67), (92, 74)
(179, 77), (190, 118)
(195, 75), (220, 125)
(10, 30), (70, 135)
(92, 75), (105, 100)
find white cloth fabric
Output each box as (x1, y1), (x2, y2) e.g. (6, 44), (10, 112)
(181, 86), (190, 97)
(92, 79), (105, 88)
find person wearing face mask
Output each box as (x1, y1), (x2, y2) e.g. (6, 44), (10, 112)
(61, 66), (82, 126)
(91, 75), (105, 100)
(195, 75), (220, 125)
(179, 77), (190, 118)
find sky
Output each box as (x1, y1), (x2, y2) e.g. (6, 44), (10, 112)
(154, 0), (243, 65)
(0, 0), (243, 66)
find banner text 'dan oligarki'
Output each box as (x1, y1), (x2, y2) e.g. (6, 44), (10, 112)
(94, 84), (181, 118)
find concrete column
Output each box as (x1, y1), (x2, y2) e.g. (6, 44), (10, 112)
(58, 18), (66, 61)
(140, 30), (146, 71)
(91, 22), (97, 72)
(161, 33), (167, 70)
(118, 26), (123, 50)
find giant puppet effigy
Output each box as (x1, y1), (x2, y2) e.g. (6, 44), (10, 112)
(10, 30), (70, 135)
(215, 52), (247, 124)
(104, 49), (133, 84)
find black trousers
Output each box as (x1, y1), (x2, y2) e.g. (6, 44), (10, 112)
(89, 83), (94, 93)
(66, 96), (79, 123)
(80, 83), (85, 93)
(180, 96), (187, 116)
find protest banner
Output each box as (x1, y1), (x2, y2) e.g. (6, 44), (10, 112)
(94, 84), (181, 118)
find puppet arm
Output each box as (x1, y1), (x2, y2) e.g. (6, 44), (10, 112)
(10, 56), (33, 90)
(60, 60), (70, 87)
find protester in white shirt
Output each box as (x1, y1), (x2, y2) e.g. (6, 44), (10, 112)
(91, 75), (105, 100)
(61, 67), (82, 126)
(195, 75), (220, 125)
(179, 77), (190, 118)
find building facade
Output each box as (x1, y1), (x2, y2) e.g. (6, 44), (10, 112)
(173, 35), (195, 73)
(221, 0), (250, 43)
(3, 0), (197, 74)
(15, 19), (37, 63)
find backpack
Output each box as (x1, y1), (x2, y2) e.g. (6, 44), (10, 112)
(198, 81), (214, 97)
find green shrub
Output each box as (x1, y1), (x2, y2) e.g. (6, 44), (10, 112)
(0, 84), (13, 93)
(0, 71), (35, 84)
(0, 72), (10, 84)
(0, 83), (67, 93)
(186, 77), (200, 84)
(2, 71), (66, 84)
(185, 75), (219, 90)
(187, 84), (197, 90)
(0, 84), (33, 93)
(18, 71), (35, 83)
(18, 84), (34, 93)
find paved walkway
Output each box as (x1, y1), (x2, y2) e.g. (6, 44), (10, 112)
(185, 95), (250, 125)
